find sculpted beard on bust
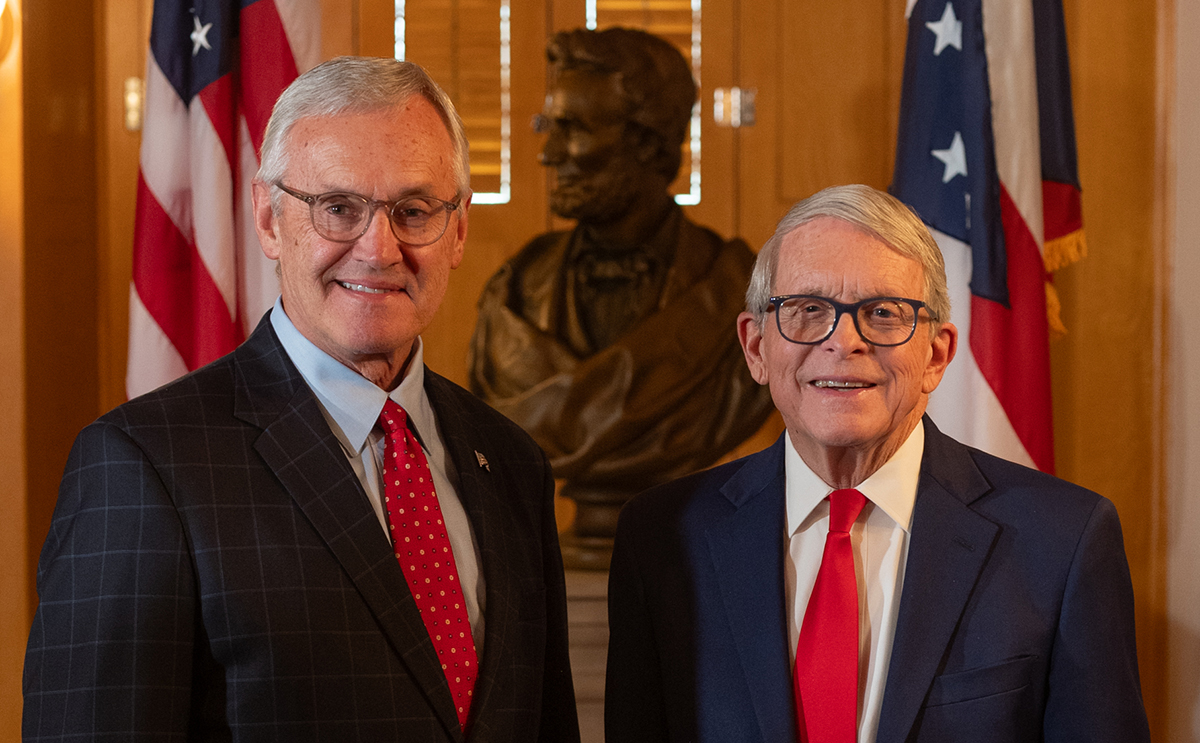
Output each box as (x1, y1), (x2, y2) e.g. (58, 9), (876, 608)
(548, 162), (645, 226)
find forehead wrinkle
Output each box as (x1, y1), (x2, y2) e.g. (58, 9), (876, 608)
(300, 144), (449, 197)
(285, 106), (459, 201)
(307, 180), (449, 201)
(775, 243), (925, 303)
(777, 268), (918, 301)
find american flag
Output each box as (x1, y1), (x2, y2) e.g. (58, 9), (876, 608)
(129, 0), (320, 398)
(892, 0), (1085, 474)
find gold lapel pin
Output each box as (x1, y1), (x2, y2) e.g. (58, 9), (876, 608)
(475, 450), (490, 471)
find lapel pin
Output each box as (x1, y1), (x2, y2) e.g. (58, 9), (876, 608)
(475, 450), (490, 472)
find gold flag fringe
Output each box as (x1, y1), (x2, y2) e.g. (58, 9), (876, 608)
(1045, 283), (1067, 339)
(1043, 228), (1088, 273)
(1042, 228), (1087, 339)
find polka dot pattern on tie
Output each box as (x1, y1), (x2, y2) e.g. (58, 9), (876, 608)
(379, 399), (477, 731)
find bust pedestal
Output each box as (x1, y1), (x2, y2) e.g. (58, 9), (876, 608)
(565, 569), (609, 743)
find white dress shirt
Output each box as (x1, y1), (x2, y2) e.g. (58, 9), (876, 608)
(270, 299), (486, 648)
(785, 421), (925, 743)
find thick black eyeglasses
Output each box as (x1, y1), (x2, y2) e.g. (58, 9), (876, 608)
(765, 295), (929, 347)
(275, 182), (463, 246)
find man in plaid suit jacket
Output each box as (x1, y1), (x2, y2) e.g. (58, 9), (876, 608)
(23, 57), (579, 743)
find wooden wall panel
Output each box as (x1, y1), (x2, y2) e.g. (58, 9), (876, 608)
(96, 0), (152, 415)
(736, 0), (908, 251)
(22, 0), (102, 621)
(358, 0), (394, 56)
(1166, 0), (1200, 735)
(776, 1), (892, 200)
(321, 0), (355, 57)
(0, 2), (26, 736)
(1053, 0), (1166, 734)
(14, 2), (109, 739)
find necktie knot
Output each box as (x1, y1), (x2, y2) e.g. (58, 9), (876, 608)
(828, 488), (867, 534)
(379, 399), (408, 437)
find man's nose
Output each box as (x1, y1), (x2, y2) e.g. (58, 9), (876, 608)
(354, 205), (404, 263)
(824, 311), (869, 352)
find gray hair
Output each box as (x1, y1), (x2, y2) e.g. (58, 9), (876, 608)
(256, 56), (470, 210)
(547, 27), (696, 180)
(745, 184), (951, 325)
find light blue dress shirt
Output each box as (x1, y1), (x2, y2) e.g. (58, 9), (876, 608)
(270, 298), (486, 646)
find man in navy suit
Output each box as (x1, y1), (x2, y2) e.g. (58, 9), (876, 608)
(605, 184), (1149, 742)
(24, 57), (579, 742)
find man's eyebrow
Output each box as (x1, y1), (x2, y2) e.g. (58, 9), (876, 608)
(783, 290), (908, 300)
(313, 184), (447, 200)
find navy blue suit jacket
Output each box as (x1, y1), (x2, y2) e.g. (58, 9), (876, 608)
(605, 419), (1149, 742)
(24, 317), (580, 742)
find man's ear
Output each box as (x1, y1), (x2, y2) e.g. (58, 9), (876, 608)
(737, 311), (770, 385)
(251, 180), (281, 260)
(627, 126), (663, 166)
(447, 191), (471, 270)
(921, 321), (959, 394)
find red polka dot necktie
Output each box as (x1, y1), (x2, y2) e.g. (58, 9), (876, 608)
(379, 399), (478, 731)
(794, 488), (868, 743)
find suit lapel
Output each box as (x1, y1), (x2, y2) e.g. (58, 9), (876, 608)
(875, 420), (1000, 743)
(233, 320), (464, 741)
(705, 437), (798, 743)
(422, 371), (515, 741)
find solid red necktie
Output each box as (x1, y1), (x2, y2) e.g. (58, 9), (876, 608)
(794, 488), (868, 743)
(379, 399), (477, 731)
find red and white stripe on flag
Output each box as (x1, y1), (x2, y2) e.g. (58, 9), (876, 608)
(894, 0), (1085, 474)
(128, 0), (320, 399)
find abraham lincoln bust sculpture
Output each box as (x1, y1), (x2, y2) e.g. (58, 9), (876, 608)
(469, 27), (774, 567)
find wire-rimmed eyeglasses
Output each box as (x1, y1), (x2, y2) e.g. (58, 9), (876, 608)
(765, 295), (929, 347)
(275, 182), (464, 246)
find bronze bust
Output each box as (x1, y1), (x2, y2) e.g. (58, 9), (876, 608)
(469, 27), (774, 568)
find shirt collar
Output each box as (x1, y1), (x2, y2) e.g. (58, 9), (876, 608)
(270, 297), (433, 455)
(784, 420), (925, 536)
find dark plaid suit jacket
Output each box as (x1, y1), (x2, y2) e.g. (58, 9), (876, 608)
(23, 317), (580, 742)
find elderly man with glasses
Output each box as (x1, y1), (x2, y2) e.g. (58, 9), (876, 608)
(604, 184), (1149, 743)
(24, 57), (579, 743)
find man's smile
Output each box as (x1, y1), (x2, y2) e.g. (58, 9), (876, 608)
(811, 379), (875, 389)
(335, 280), (403, 295)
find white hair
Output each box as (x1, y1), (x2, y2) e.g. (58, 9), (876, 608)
(746, 184), (951, 324)
(256, 56), (470, 211)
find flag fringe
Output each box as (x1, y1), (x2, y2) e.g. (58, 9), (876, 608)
(1045, 282), (1068, 339)
(1043, 228), (1085, 338)
(1043, 228), (1087, 273)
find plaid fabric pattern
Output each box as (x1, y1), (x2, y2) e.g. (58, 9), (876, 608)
(24, 315), (580, 742)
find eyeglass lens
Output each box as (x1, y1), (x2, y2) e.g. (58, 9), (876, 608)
(776, 297), (918, 345)
(310, 192), (453, 246)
